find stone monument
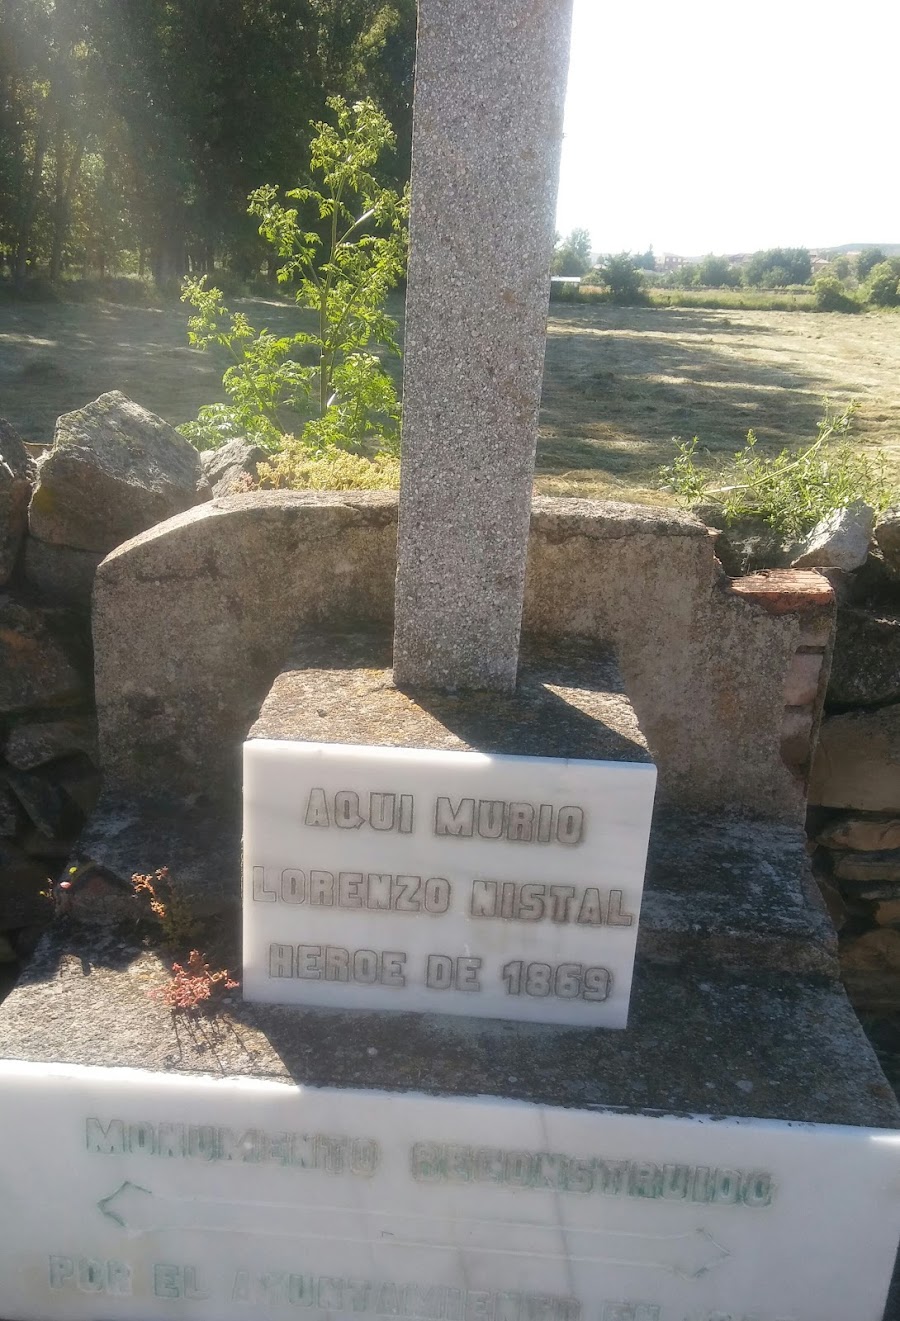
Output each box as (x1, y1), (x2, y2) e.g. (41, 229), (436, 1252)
(0, 3), (899, 1321)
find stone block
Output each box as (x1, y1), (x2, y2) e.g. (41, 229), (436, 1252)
(393, 0), (573, 691)
(21, 537), (102, 609)
(875, 508), (900, 580)
(810, 705), (900, 811)
(791, 501), (875, 571)
(875, 899), (900, 926)
(0, 596), (88, 716)
(93, 492), (397, 803)
(833, 850), (900, 884)
(4, 769), (76, 838)
(29, 391), (209, 554)
(200, 439), (266, 496)
(0, 417), (33, 585)
(5, 716), (97, 770)
(829, 607), (900, 708)
(818, 814), (900, 852)
(93, 493), (834, 822)
(246, 633), (657, 1027)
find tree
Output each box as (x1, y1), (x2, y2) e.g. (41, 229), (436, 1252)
(599, 252), (645, 304)
(695, 254), (740, 288)
(856, 247), (885, 282)
(743, 248), (812, 287)
(552, 228), (592, 277)
(0, 0), (417, 286)
(813, 271), (858, 313)
(181, 97), (408, 454)
(865, 260), (900, 307)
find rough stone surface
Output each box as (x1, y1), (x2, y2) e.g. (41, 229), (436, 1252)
(0, 418), (33, 585)
(875, 510), (900, 580)
(639, 810), (837, 977)
(810, 705), (900, 811)
(842, 929), (900, 970)
(524, 504), (830, 820)
(830, 607), (900, 708)
(93, 493), (830, 820)
(784, 650), (824, 706)
(0, 596), (87, 716)
(875, 899), (900, 926)
(251, 636), (834, 976)
(200, 438), (266, 496)
(791, 501), (875, 571)
(704, 516), (799, 577)
(94, 491), (397, 803)
(819, 815), (900, 852)
(833, 850), (900, 884)
(393, 0), (574, 692)
(1, 925), (896, 1129)
(4, 769), (74, 838)
(251, 632), (650, 763)
(29, 391), (209, 554)
(74, 794), (241, 918)
(21, 536), (102, 608)
(0, 783), (18, 835)
(4, 716), (97, 770)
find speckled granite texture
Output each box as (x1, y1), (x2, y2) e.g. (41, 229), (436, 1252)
(0, 927), (896, 1131)
(250, 633), (650, 762)
(393, 0), (574, 692)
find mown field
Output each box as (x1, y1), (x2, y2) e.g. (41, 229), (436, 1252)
(1, 295), (898, 504)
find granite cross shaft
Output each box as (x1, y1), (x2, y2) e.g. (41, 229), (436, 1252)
(392, 0), (575, 694)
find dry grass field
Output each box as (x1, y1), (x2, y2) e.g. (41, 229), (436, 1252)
(538, 304), (900, 503)
(1, 296), (898, 505)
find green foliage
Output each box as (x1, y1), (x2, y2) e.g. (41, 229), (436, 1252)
(856, 247), (886, 282)
(0, 1), (416, 288)
(695, 254), (741, 288)
(257, 446), (400, 490)
(864, 260), (900, 307)
(744, 248), (812, 288)
(649, 287), (816, 312)
(661, 401), (892, 538)
(813, 271), (859, 313)
(597, 252), (645, 304)
(180, 97), (408, 455)
(552, 228), (592, 277)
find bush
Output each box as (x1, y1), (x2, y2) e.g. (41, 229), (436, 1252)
(256, 445), (400, 490)
(660, 400), (892, 538)
(865, 261), (900, 307)
(598, 253), (646, 304)
(813, 272), (859, 313)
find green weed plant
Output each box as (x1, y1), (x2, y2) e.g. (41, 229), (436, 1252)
(662, 401), (892, 538)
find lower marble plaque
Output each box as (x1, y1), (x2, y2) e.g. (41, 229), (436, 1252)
(1, 1060), (898, 1321)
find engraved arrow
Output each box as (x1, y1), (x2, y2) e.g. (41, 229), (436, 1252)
(98, 1182), (729, 1280)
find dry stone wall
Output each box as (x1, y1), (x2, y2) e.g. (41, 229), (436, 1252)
(0, 395), (212, 958)
(809, 516), (900, 1011)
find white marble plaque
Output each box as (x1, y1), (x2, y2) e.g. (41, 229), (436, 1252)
(0, 1060), (898, 1321)
(242, 740), (657, 1027)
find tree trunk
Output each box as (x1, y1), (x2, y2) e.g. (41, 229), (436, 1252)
(49, 129), (86, 284)
(14, 114), (50, 290)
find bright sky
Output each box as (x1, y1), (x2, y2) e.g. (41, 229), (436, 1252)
(556, 0), (900, 258)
